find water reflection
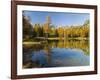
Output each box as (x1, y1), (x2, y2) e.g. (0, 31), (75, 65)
(23, 40), (89, 68)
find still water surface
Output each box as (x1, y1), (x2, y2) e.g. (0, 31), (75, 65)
(23, 40), (89, 68)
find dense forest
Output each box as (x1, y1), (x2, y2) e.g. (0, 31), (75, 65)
(23, 15), (89, 41)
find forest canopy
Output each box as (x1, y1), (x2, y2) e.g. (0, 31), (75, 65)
(23, 15), (89, 41)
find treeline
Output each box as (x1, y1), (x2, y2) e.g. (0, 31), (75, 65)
(23, 15), (89, 40)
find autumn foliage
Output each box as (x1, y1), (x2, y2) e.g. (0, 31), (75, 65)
(23, 15), (89, 40)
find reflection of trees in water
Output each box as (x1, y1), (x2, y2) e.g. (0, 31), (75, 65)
(49, 40), (89, 55)
(23, 40), (89, 57)
(23, 44), (44, 51)
(23, 44), (44, 68)
(23, 40), (52, 68)
(23, 40), (89, 68)
(43, 41), (51, 65)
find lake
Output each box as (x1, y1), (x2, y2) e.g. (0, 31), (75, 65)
(23, 40), (89, 68)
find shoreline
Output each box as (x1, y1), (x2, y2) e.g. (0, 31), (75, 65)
(23, 37), (89, 44)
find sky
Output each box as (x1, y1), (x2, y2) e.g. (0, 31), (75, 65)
(23, 10), (90, 27)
